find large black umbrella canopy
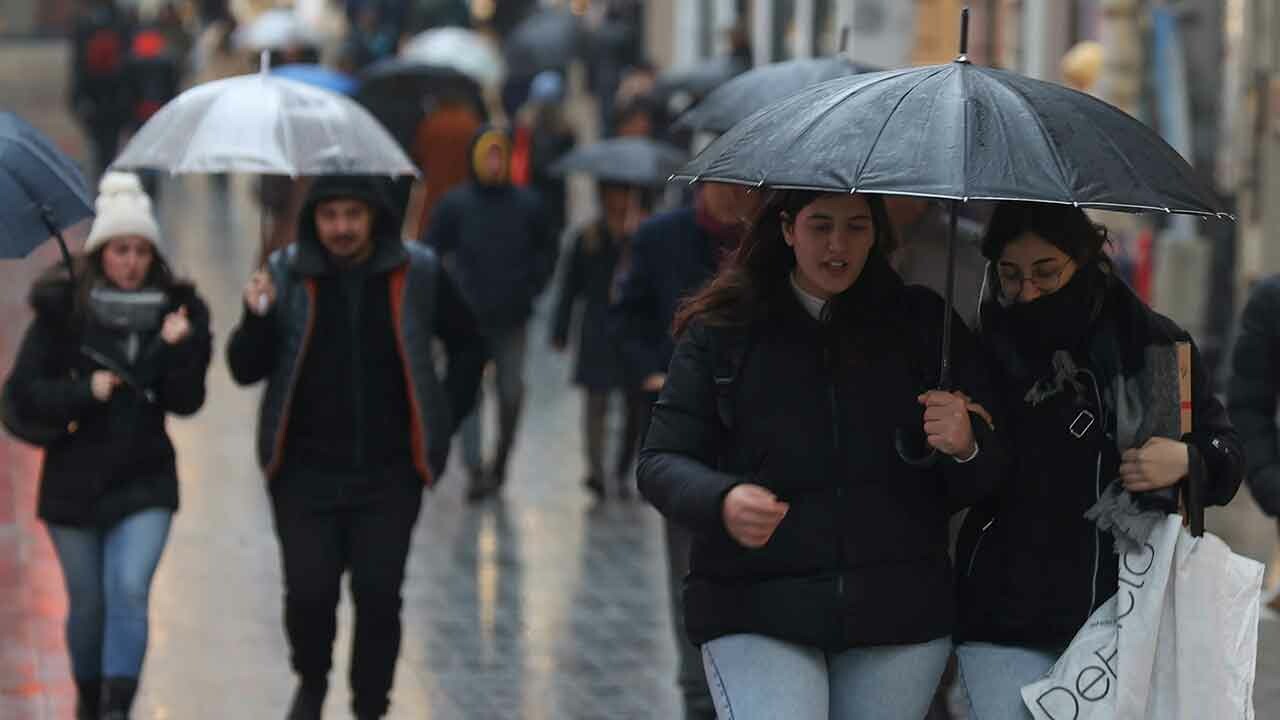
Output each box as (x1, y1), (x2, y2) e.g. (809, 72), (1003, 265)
(503, 7), (583, 74)
(675, 55), (878, 134)
(676, 61), (1227, 218)
(551, 137), (687, 187)
(0, 112), (94, 270)
(355, 59), (486, 152)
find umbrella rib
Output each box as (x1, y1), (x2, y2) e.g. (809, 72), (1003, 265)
(851, 66), (951, 189)
(1085, 109), (1174, 211)
(998, 78), (1076, 201)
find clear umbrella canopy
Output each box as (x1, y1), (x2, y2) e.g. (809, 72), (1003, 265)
(400, 27), (504, 87)
(112, 70), (416, 177)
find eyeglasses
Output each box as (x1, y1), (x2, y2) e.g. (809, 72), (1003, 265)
(997, 263), (1071, 297)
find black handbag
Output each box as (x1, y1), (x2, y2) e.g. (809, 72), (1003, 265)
(0, 375), (69, 447)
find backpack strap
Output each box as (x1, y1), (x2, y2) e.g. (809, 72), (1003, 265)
(710, 324), (757, 432)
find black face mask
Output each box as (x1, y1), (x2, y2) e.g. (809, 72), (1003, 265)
(1001, 265), (1102, 358)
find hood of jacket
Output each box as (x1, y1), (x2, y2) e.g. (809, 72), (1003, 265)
(293, 175), (407, 275)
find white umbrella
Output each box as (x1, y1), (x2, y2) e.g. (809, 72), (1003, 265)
(400, 28), (504, 87)
(112, 66), (417, 177)
(232, 9), (324, 51)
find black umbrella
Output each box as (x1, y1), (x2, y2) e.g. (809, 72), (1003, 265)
(503, 8), (583, 74)
(355, 59), (486, 152)
(675, 55), (879, 134)
(676, 9), (1229, 465)
(0, 112), (94, 272)
(550, 137), (687, 187)
(654, 55), (750, 101)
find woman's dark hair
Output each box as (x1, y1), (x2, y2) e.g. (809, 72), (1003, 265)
(672, 190), (895, 337)
(980, 201), (1111, 269)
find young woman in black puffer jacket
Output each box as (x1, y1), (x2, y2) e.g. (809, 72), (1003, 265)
(4, 172), (211, 719)
(952, 202), (1243, 720)
(638, 189), (1006, 720)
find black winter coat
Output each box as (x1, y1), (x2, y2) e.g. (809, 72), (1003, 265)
(638, 257), (1005, 651)
(7, 276), (212, 528)
(956, 275), (1243, 647)
(552, 220), (627, 390)
(1228, 275), (1280, 516)
(422, 182), (557, 332)
(608, 207), (725, 387)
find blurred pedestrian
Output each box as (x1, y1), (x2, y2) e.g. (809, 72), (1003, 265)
(1228, 275), (1280, 610)
(422, 127), (559, 501)
(511, 70), (575, 242)
(884, 197), (987, 329)
(226, 175), (485, 720)
(123, 18), (182, 198)
(954, 202), (1243, 719)
(607, 180), (762, 719)
(550, 183), (652, 499)
(637, 190), (1001, 719)
(69, 0), (134, 180)
(3, 172), (212, 719)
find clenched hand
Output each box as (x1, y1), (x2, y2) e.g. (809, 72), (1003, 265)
(722, 484), (789, 548)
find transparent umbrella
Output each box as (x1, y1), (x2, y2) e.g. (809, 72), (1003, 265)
(111, 63), (416, 177)
(400, 27), (504, 88)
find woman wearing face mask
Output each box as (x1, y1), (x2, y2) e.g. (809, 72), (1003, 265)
(3, 172), (212, 719)
(637, 190), (1005, 719)
(952, 202), (1244, 719)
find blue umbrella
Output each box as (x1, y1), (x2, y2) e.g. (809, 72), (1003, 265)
(270, 63), (358, 96)
(0, 112), (94, 271)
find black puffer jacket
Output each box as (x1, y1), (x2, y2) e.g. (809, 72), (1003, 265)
(7, 274), (212, 527)
(1228, 275), (1280, 516)
(956, 274), (1243, 647)
(638, 255), (1005, 651)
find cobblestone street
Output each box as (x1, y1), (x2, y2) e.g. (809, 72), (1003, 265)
(3, 40), (1280, 720)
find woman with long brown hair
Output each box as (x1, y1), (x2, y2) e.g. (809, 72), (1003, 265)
(637, 189), (1004, 718)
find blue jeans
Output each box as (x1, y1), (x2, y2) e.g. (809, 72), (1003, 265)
(701, 633), (952, 719)
(955, 642), (1059, 720)
(46, 509), (172, 679)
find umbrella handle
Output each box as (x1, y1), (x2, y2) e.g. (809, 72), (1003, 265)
(39, 205), (76, 278)
(895, 427), (940, 468)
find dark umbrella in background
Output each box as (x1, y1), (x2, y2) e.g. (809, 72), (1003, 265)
(676, 8), (1229, 466)
(503, 7), (584, 74)
(355, 59), (486, 152)
(674, 55), (879, 134)
(654, 54), (750, 101)
(551, 137), (688, 187)
(0, 112), (94, 273)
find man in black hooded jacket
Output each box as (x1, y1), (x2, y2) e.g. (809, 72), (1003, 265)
(422, 126), (558, 500)
(226, 175), (486, 720)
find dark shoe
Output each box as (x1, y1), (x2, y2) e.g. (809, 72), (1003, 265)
(614, 472), (633, 499)
(465, 467), (491, 503)
(286, 682), (326, 720)
(584, 475), (605, 499)
(74, 676), (99, 720)
(99, 677), (137, 720)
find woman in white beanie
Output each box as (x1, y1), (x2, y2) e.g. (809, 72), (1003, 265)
(1, 172), (212, 719)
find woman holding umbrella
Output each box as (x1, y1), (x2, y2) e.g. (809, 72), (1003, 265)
(637, 189), (1004, 718)
(952, 201), (1244, 718)
(3, 172), (212, 719)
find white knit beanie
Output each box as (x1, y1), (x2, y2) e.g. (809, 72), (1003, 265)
(84, 172), (163, 255)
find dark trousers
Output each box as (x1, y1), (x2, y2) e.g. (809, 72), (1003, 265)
(583, 388), (648, 482)
(270, 465), (423, 718)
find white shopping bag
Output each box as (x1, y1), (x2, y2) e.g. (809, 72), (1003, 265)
(1021, 514), (1263, 720)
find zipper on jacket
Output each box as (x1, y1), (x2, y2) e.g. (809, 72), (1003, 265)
(826, 344), (846, 597)
(1087, 450), (1102, 623)
(965, 518), (995, 577)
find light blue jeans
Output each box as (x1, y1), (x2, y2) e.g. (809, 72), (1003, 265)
(701, 634), (952, 719)
(955, 642), (1059, 720)
(46, 509), (172, 680)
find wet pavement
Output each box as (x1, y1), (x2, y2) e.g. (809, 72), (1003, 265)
(3, 40), (1280, 719)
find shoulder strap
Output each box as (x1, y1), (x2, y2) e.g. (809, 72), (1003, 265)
(711, 324), (757, 431)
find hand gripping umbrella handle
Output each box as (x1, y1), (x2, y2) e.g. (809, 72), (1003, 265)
(896, 200), (961, 468)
